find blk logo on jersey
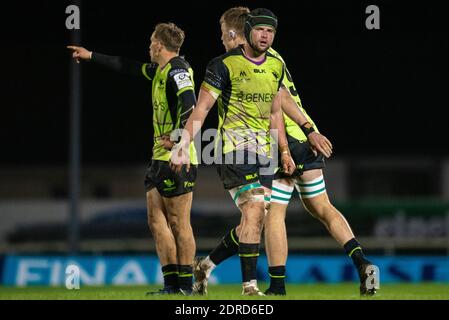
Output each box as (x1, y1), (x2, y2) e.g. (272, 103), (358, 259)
(245, 173), (258, 180)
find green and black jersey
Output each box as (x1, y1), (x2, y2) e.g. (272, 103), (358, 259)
(91, 53), (198, 164)
(202, 46), (284, 158)
(268, 48), (319, 142)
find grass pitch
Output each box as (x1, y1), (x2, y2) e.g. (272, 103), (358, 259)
(0, 283), (448, 300)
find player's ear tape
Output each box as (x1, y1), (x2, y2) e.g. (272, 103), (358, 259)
(229, 30), (236, 39)
(300, 122), (316, 136)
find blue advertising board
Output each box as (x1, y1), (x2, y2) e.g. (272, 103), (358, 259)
(1, 255), (448, 286)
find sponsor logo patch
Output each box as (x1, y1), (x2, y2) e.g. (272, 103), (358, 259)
(173, 71), (193, 90)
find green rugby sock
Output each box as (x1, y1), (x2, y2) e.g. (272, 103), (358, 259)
(268, 265), (286, 293)
(344, 238), (370, 268)
(161, 264), (179, 289)
(178, 265), (193, 291)
(239, 243), (259, 282)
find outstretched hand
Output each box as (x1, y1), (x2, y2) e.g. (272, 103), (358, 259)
(66, 45), (92, 63)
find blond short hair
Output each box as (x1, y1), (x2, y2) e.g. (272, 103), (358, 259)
(220, 7), (250, 38)
(153, 22), (185, 53)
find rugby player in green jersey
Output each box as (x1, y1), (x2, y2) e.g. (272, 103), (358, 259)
(67, 23), (198, 295)
(169, 8), (296, 296)
(191, 7), (377, 297)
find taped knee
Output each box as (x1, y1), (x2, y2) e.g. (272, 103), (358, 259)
(229, 182), (265, 207)
(295, 175), (326, 199)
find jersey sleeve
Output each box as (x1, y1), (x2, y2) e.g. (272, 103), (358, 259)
(91, 52), (157, 81)
(201, 57), (229, 100)
(167, 68), (196, 128)
(277, 62), (286, 91)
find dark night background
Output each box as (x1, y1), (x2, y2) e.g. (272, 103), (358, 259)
(1, 0), (448, 166)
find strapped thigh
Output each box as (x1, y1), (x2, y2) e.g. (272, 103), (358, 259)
(295, 175), (326, 199)
(271, 179), (295, 205)
(228, 182), (265, 207)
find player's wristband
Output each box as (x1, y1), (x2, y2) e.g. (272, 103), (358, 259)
(300, 122), (316, 136)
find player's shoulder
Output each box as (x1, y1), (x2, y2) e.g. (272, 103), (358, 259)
(168, 56), (191, 75)
(266, 48), (284, 65)
(208, 46), (243, 66)
(225, 46), (244, 58)
(169, 56), (191, 69)
(267, 47), (285, 63)
(266, 48), (285, 75)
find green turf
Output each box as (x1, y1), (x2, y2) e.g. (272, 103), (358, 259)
(0, 283), (448, 300)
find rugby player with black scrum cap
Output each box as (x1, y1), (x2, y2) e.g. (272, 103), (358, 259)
(191, 7), (377, 297)
(169, 8), (296, 296)
(67, 22), (198, 295)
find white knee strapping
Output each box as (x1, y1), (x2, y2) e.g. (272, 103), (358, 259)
(229, 182), (265, 207)
(271, 179), (294, 205)
(295, 175), (326, 199)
